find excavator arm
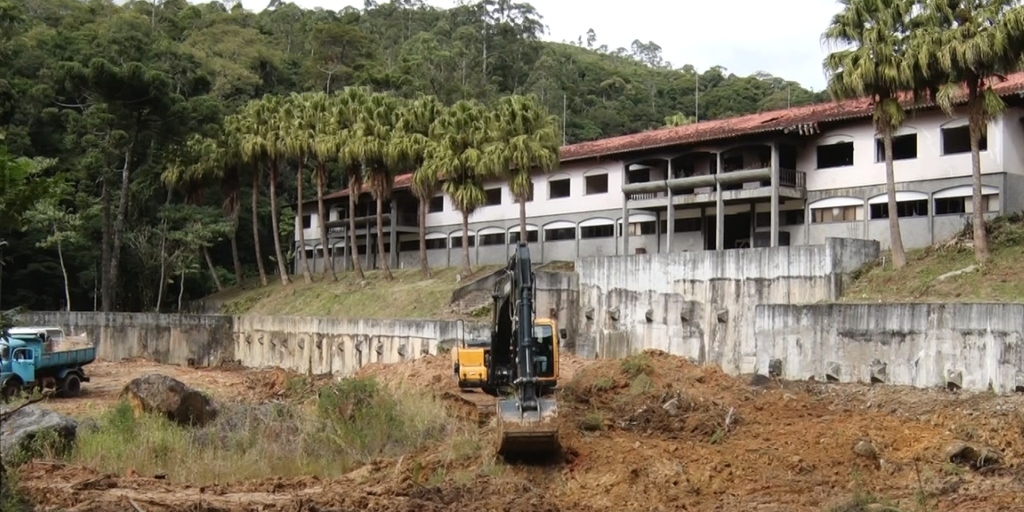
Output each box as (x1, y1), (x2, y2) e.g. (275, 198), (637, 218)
(492, 242), (560, 458)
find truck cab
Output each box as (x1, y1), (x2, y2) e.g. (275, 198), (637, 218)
(0, 329), (95, 402)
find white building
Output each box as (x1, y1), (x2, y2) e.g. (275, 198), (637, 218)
(294, 73), (1024, 273)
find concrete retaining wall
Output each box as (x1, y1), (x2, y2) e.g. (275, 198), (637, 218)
(15, 311), (488, 377)
(754, 303), (1024, 393)
(574, 238), (881, 374)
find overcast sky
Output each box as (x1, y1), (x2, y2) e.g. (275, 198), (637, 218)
(232, 0), (843, 91)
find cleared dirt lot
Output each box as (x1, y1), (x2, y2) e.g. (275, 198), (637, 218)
(12, 351), (1024, 512)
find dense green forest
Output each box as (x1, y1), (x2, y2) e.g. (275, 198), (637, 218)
(0, 0), (831, 314)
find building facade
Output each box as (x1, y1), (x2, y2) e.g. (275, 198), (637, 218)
(294, 75), (1024, 274)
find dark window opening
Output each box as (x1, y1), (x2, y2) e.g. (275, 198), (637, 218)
(549, 178), (570, 199)
(628, 167), (650, 184)
(398, 240), (418, 252)
(622, 221), (657, 236)
(508, 230), (539, 243)
(941, 125), (987, 155)
(816, 141), (854, 169)
(479, 233), (506, 246)
(544, 227), (576, 241)
(428, 196), (444, 213)
(812, 205), (860, 223)
(870, 199), (928, 219)
(674, 218), (702, 232)
(450, 235), (475, 248)
(755, 209), (806, 228)
(723, 154), (744, 172)
(934, 197), (966, 215)
(302, 215), (312, 229)
(875, 133), (917, 162)
(426, 238), (446, 250)
(484, 188), (502, 206)
(580, 224), (614, 239)
(779, 144), (798, 170)
(585, 174), (608, 195)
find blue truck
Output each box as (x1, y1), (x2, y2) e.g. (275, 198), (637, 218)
(0, 327), (96, 402)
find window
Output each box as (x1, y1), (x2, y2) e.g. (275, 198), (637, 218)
(478, 232), (506, 246)
(816, 141), (854, 169)
(549, 178), (570, 199)
(674, 218), (702, 232)
(723, 155), (744, 172)
(620, 221), (656, 236)
(484, 188), (502, 206)
(580, 224), (614, 239)
(302, 215), (312, 229)
(870, 199), (928, 219)
(513, 182), (534, 203)
(941, 125), (987, 155)
(934, 195), (999, 215)
(585, 174), (608, 195)
(428, 196), (444, 213)
(451, 235), (475, 248)
(812, 205), (862, 223)
(508, 230), (539, 243)
(544, 227), (576, 241)
(426, 238), (446, 250)
(875, 133), (918, 162)
(628, 168), (650, 183)
(755, 210), (806, 227)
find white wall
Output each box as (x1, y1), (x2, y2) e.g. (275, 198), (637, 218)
(802, 107), (1010, 191)
(1003, 106), (1024, 175)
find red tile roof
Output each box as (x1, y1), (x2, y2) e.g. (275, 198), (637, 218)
(315, 72), (1024, 199)
(318, 173), (415, 202)
(560, 71), (1024, 162)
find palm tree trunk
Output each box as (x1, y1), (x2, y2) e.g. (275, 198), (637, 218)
(316, 164), (335, 280)
(418, 196), (431, 278)
(296, 158), (313, 284)
(58, 242), (71, 312)
(969, 92), (990, 264)
(177, 268), (186, 312)
(882, 132), (906, 269)
(229, 206), (243, 286)
(518, 196), (527, 242)
(251, 170), (268, 286)
(376, 192), (393, 280)
(268, 158), (291, 285)
(348, 176), (364, 280)
(204, 248), (223, 291)
(461, 211), (471, 276)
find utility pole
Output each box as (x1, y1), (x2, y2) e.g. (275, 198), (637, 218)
(695, 71), (700, 122)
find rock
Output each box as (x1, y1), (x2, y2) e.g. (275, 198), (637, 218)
(854, 438), (878, 459)
(0, 405), (78, 466)
(944, 441), (1003, 469)
(120, 373), (218, 427)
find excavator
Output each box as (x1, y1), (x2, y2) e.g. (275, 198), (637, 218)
(450, 242), (561, 458)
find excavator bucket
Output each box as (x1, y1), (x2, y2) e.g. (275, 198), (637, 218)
(495, 395), (560, 457)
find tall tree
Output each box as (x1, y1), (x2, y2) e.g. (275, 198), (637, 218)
(483, 94), (560, 240)
(822, 0), (916, 269)
(423, 99), (492, 277)
(334, 86), (369, 281)
(282, 92), (314, 283)
(911, 0), (1024, 264)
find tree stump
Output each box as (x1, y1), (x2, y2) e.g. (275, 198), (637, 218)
(120, 374), (218, 427)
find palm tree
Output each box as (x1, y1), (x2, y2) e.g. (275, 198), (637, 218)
(423, 99), (493, 277)
(309, 91), (340, 280)
(910, 0), (1024, 264)
(394, 94), (447, 278)
(483, 94), (561, 240)
(240, 95), (291, 285)
(348, 91), (404, 280)
(334, 86), (370, 281)
(822, 0), (916, 269)
(225, 110), (268, 287)
(281, 92), (314, 283)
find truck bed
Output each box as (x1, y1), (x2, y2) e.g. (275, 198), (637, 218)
(38, 346), (96, 369)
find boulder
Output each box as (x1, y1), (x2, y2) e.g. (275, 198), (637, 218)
(0, 405), (78, 466)
(120, 374), (218, 427)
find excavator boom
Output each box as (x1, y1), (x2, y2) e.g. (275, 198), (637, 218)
(493, 242), (560, 458)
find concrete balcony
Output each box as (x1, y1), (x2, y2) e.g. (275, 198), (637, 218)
(623, 168), (806, 208)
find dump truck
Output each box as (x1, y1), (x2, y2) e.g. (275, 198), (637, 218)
(0, 327), (95, 401)
(450, 242), (562, 458)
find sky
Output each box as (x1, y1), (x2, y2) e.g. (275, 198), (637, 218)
(234, 0), (845, 91)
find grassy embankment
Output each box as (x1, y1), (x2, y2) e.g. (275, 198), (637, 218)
(842, 213), (1024, 303)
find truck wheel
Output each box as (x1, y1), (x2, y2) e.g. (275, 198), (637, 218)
(1, 379), (20, 403)
(60, 374), (82, 398)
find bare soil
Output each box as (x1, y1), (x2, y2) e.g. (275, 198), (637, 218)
(14, 351), (1024, 512)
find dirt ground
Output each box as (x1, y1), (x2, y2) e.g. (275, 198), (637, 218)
(12, 351), (1024, 512)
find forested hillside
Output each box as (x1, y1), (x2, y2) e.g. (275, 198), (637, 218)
(0, 0), (827, 314)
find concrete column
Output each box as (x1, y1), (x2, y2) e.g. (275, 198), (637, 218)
(666, 159), (674, 253)
(342, 227), (349, 271)
(928, 191), (935, 246)
(715, 152), (724, 251)
(622, 197), (630, 255)
(770, 142), (780, 247)
(389, 199), (399, 268)
(655, 209), (662, 252)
